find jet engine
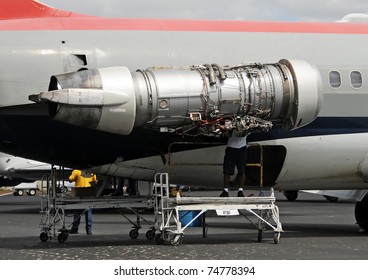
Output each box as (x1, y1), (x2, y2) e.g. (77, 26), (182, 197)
(30, 59), (322, 137)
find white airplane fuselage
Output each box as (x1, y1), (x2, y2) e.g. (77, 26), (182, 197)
(1, 16), (368, 192)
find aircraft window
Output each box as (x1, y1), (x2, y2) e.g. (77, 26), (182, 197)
(329, 71), (341, 88)
(350, 71), (362, 88)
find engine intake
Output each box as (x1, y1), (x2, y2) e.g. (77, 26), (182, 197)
(29, 59), (322, 136)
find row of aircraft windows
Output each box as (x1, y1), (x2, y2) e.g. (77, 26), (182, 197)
(329, 70), (363, 88)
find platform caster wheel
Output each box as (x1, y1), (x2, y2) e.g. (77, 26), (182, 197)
(39, 231), (49, 242)
(129, 229), (139, 239)
(170, 234), (183, 246)
(155, 233), (164, 245)
(274, 232), (280, 244)
(57, 232), (69, 243)
(257, 230), (263, 242)
(146, 229), (156, 240)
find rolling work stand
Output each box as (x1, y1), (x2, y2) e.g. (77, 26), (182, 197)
(153, 143), (283, 246)
(153, 173), (282, 245)
(39, 168), (155, 243)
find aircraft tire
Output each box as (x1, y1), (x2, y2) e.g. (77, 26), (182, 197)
(354, 194), (368, 231)
(324, 195), (338, 202)
(284, 191), (298, 201)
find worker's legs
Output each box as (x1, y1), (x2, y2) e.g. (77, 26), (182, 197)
(70, 208), (92, 234)
(222, 146), (247, 197)
(234, 146), (247, 197)
(223, 173), (231, 188)
(221, 147), (236, 197)
(127, 179), (137, 195)
(85, 208), (92, 235)
(235, 172), (245, 197)
(220, 173), (231, 197)
(70, 210), (82, 233)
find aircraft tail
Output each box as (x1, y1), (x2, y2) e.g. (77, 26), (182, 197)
(0, 0), (86, 20)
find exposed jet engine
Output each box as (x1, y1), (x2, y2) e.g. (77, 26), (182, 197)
(30, 59), (322, 137)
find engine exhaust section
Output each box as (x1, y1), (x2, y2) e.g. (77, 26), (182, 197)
(30, 59), (322, 137)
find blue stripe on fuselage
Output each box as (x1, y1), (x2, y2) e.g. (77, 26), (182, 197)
(249, 117), (368, 142)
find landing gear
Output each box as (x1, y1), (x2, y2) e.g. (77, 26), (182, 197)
(284, 191), (298, 201)
(324, 195), (338, 203)
(355, 194), (368, 231)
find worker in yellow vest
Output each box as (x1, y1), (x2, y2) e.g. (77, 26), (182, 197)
(69, 170), (97, 234)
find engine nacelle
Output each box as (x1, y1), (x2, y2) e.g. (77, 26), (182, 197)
(30, 59), (322, 136)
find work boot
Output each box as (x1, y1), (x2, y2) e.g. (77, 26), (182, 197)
(237, 190), (245, 197)
(220, 190), (229, 197)
(237, 187), (245, 197)
(69, 228), (78, 234)
(86, 226), (92, 235)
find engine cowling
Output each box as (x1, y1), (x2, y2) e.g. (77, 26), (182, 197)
(29, 59), (322, 136)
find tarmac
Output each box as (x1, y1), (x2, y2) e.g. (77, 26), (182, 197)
(0, 188), (368, 260)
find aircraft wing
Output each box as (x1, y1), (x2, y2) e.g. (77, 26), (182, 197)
(0, 152), (71, 184)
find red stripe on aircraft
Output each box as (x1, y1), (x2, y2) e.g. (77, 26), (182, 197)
(0, 0), (86, 20)
(0, 17), (368, 34)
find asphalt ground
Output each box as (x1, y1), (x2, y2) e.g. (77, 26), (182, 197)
(0, 187), (367, 261)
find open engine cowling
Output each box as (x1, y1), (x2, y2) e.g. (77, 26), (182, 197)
(30, 59), (322, 136)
